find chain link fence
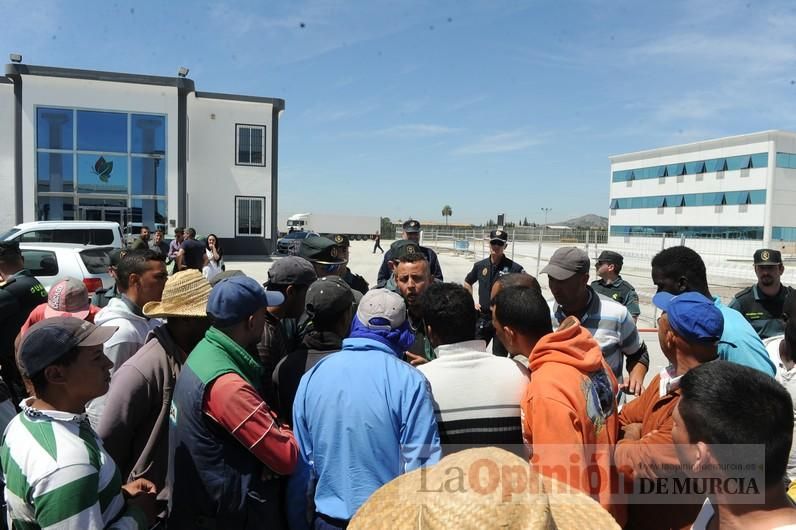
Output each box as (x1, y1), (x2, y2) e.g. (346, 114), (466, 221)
(421, 227), (796, 329)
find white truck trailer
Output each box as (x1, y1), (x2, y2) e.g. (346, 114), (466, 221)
(286, 213), (380, 240)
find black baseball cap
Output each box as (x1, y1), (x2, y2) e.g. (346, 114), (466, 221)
(305, 277), (355, 322)
(18, 317), (118, 378)
(490, 229), (508, 244)
(390, 240), (424, 261)
(402, 219), (421, 233)
(754, 249), (782, 266)
(596, 250), (623, 267)
(265, 256), (317, 286)
(300, 237), (347, 265)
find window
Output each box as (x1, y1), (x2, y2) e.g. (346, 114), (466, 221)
(237, 196), (265, 236)
(776, 153), (796, 169)
(610, 225), (764, 240)
(613, 153), (767, 182)
(77, 110), (127, 152)
(20, 250), (59, 276)
(236, 124), (266, 166)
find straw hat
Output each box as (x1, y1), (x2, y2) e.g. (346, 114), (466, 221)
(349, 447), (620, 530)
(143, 269), (211, 318)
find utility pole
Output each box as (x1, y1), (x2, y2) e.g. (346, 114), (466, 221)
(541, 207), (552, 227)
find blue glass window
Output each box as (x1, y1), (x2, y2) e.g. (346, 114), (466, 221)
(773, 227), (796, 241)
(131, 115), (166, 155)
(776, 153), (796, 169)
(77, 154), (128, 194)
(132, 157), (166, 195)
(610, 199), (619, 209)
(610, 225), (763, 239)
(77, 110), (127, 152)
(131, 199), (167, 233)
(37, 153), (73, 193)
(750, 153), (767, 168)
(37, 108), (73, 150)
(36, 196), (75, 221)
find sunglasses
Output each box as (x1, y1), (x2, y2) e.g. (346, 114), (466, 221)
(490, 240), (506, 247)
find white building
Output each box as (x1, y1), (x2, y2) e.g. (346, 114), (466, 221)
(0, 60), (283, 254)
(608, 130), (796, 256)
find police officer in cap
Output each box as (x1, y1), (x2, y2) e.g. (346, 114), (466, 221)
(376, 219), (443, 284)
(331, 234), (369, 295)
(464, 229), (524, 356)
(299, 236), (347, 278)
(730, 248), (794, 339)
(0, 241), (48, 401)
(591, 250), (640, 322)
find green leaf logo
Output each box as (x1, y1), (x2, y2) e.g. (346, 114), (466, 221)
(92, 156), (113, 183)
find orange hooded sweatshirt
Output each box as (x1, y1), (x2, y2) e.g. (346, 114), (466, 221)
(522, 316), (623, 523)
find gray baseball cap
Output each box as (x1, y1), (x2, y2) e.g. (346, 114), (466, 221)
(356, 289), (407, 330)
(541, 247), (590, 280)
(265, 256), (318, 287)
(18, 317), (118, 378)
(306, 277), (355, 322)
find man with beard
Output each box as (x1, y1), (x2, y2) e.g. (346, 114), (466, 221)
(730, 249), (794, 339)
(393, 242), (435, 363)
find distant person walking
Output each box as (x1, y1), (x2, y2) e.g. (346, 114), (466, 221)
(373, 232), (383, 254)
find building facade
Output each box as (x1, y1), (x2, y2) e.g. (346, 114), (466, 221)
(0, 62), (283, 254)
(608, 130), (796, 255)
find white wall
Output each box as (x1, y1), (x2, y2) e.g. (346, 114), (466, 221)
(19, 75), (180, 223)
(186, 94), (273, 240)
(0, 83), (15, 230)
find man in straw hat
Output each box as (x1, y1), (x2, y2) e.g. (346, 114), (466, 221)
(1, 317), (159, 529)
(288, 289), (440, 529)
(169, 275), (298, 530)
(348, 446), (620, 529)
(491, 284), (622, 522)
(97, 269), (212, 508)
(616, 291), (723, 530)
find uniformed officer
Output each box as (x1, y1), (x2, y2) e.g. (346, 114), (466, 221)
(299, 236), (347, 278)
(463, 229), (524, 356)
(331, 234), (369, 295)
(0, 241), (48, 402)
(591, 250), (641, 322)
(91, 248), (127, 308)
(376, 219), (443, 284)
(729, 248), (794, 339)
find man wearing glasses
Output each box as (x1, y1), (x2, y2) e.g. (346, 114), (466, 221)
(464, 229), (524, 356)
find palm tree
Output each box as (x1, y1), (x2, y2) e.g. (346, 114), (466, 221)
(441, 205), (453, 226)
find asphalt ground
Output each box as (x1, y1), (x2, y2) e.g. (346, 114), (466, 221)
(225, 239), (670, 390)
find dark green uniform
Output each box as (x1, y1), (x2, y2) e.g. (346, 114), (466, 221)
(729, 284), (794, 339)
(590, 276), (641, 318)
(0, 269), (47, 401)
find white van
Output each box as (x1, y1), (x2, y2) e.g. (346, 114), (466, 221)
(0, 221), (124, 248)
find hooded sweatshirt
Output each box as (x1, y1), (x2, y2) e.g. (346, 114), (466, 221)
(522, 316), (622, 521)
(87, 295), (162, 427)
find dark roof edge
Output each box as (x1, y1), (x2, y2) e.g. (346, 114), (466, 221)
(195, 91), (285, 112)
(0, 76), (11, 84)
(4, 63), (195, 91)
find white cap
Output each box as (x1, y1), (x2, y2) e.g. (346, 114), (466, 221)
(356, 289), (407, 330)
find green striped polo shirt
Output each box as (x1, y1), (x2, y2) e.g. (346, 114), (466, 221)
(0, 400), (146, 530)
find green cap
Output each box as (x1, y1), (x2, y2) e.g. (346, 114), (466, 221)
(390, 240), (424, 261)
(300, 236), (347, 265)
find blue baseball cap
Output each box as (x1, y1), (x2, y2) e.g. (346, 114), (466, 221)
(208, 275), (284, 327)
(652, 291), (724, 343)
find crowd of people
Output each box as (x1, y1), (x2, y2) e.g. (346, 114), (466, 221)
(0, 220), (795, 529)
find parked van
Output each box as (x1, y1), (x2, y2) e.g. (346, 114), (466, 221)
(0, 221), (124, 248)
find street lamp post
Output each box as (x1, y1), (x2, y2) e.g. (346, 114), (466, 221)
(541, 207), (552, 227)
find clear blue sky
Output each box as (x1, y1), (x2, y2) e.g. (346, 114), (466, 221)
(4, 0), (796, 224)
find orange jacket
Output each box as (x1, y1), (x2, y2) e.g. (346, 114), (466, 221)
(617, 373), (701, 530)
(522, 316), (622, 520)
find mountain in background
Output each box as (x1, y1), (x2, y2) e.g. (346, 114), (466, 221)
(554, 214), (608, 228)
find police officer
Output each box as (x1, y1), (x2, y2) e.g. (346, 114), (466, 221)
(376, 219), (443, 284)
(591, 250), (641, 322)
(463, 229), (524, 356)
(91, 248), (127, 308)
(0, 241), (48, 402)
(332, 234), (369, 295)
(729, 248), (794, 339)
